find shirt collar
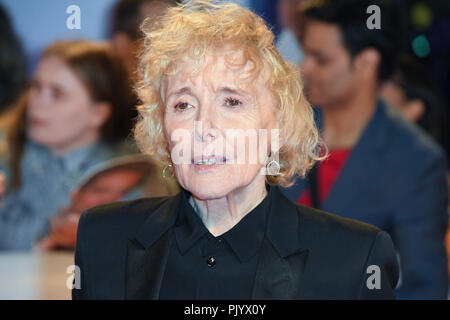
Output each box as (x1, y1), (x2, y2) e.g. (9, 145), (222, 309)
(28, 139), (110, 172)
(174, 185), (271, 263)
(174, 190), (208, 255)
(57, 142), (105, 173)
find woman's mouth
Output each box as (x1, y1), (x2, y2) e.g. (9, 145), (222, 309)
(30, 118), (45, 126)
(193, 158), (225, 165)
(192, 156), (227, 170)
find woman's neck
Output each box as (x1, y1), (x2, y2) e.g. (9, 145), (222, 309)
(49, 132), (100, 157)
(192, 174), (268, 237)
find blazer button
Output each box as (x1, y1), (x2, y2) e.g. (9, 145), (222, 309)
(206, 256), (216, 267)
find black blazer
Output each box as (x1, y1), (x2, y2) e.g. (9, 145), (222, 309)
(72, 186), (399, 299)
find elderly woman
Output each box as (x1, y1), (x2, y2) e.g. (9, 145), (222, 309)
(73, 1), (398, 299)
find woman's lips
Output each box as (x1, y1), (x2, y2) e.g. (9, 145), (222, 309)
(192, 156), (226, 165)
(30, 118), (45, 126)
(192, 156), (227, 171)
(193, 162), (225, 171)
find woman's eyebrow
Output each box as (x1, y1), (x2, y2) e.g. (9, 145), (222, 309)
(218, 86), (248, 96)
(168, 86), (248, 98)
(167, 86), (194, 98)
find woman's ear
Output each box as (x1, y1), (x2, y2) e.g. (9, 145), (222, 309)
(90, 102), (112, 130)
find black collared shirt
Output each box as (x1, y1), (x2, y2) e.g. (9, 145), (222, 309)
(158, 187), (271, 299)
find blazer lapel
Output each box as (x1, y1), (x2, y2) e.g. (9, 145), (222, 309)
(125, 230), (173, 299)
(251, 187), (310, 299)
(322, 100), (391, 213)
(125, 194), (181, 300)
(252, 237), (309, 299)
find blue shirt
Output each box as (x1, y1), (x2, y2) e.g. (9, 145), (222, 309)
(0, 139), (128, 251)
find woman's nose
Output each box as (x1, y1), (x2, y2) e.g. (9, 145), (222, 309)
(29, 91), (44, 110)
(29, 88), (50, 110)
(194, 120), (218, 143)
(194, 104), (218, 142)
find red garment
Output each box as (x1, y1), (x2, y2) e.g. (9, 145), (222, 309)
(297, 149), (352, 207)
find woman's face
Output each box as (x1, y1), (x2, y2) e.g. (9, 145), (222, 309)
(164, 47), (278, 200)
(28, 55), (106, 154)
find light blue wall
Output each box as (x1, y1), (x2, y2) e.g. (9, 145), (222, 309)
(0, 0), (117, 70)
(0, 0), (261, 72)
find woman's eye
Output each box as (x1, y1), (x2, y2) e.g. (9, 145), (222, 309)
(174, 102), (192, 111)
(51, 87), (64, 100)
(225, 97), (242, 108)
(30, 80), (41, 92)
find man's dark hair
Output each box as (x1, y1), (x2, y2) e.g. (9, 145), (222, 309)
(393, 54), (446, 146)
(110, 0), (181, 40)
(302, 0), (404, 81)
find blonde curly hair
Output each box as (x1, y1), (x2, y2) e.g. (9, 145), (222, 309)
(134, 0), (325, 188)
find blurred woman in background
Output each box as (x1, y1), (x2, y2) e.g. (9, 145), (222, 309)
(0, 40), (137, 251)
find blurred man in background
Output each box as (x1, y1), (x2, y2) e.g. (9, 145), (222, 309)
(380, 54), (450, 291)
(380, 54), (446, 148)
(282, 0), (449, 299)
(109, 0), (181, 82)
(276, 0), (306, 65)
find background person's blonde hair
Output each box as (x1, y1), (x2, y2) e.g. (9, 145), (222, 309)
(134, 0), (326, 188)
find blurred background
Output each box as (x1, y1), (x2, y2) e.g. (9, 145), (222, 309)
(0, 0), (448, 299)
(1, 0), (448, 155)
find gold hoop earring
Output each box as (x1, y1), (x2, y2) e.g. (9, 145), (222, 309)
(162, 164), (174, 179)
